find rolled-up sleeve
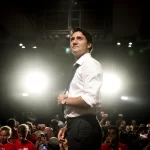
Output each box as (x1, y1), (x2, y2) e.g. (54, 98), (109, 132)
(81, 61), (103, 107)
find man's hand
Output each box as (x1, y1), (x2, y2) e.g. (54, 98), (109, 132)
(58, 127), (67, 141)
(58, 94), (68, 105)
(59, 138), (68, 150)
(62, 138), (68, 150)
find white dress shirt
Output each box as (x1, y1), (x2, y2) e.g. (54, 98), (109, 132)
(64, 53), (103, 118)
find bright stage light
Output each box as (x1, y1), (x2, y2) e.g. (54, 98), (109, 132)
(24, 71), (48, 93)
(117, 42), (121, 46)
(101, 73), (121, 95)
(22, 93), (28, 96)
(19, 43), (23, 46)
(121, 96), (128, 100)
(33, 46), (37, 49)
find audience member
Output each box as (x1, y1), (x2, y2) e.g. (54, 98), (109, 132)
(101, 126), (128, 150)
(55, 115), (65, 128)
(0, 126), (16, 150)
(14, 124), (35, 150)
(7, 118), (18, 143)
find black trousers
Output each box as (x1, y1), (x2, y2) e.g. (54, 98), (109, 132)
(66, 115), (102, 150)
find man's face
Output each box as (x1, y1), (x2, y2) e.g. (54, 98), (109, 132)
(0, 130), (9, 143)
(32, 125), (37, 132)
(70, 31), (91, 58)
(108, 129), (117, 138)
(132, 120), (136, 125)
(35, 133), (41, 141)
(107, 129), (118, 145)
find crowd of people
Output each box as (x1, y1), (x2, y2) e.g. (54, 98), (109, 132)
(99, 111), (150, 150)
(0, 115), (66, 150)
(0, 113), (150, 150)
(0, 27), (149, 150)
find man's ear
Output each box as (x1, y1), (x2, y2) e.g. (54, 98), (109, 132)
(87, 43), (92, 49)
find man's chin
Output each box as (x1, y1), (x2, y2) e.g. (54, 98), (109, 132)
(72, 49), (80, 53)
(71, 49), (77, 53)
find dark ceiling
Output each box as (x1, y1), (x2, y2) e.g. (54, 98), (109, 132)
(0, 0), (150, 123)
(0, 0), (149, 41)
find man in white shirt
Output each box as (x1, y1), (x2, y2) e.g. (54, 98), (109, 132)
(57, 27), (103, 150)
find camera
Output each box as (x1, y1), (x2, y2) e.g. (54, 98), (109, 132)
(41, 133), (47, 138)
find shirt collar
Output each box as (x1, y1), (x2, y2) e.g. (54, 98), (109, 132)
(74, 53), (91, 66)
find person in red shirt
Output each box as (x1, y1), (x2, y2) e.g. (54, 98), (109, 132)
(101, 126), (128, 150)
(101, 136), (128, 150)
(14, 124), (35, 150)
(0, 126), (16, 150)
(25, 121), (36, 144)
(7, 118), (18, 143)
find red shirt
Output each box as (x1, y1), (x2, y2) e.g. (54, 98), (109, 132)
(14, 139), (35, 150)
(27, 134), (36, 145)
(9, 129), (19, 143)
(101, 143), (129, 150)
(0, 142), (16, 150)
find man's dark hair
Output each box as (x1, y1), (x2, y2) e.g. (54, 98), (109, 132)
(7, 118), (16, 128)
(70, 27), (93, 52)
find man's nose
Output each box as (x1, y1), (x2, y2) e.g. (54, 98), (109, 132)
(72, 38), (78, 43)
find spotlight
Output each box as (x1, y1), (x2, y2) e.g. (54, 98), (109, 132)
(121, 96), (128, 100)
(33, 46), (37, 49)
(65, 34), (70, 39)
(101, 73), (121, 94)
(23, 71), (48, 93)
(19, 43), (23, 46)
(22, 93), (28, 97)
(117, 42), (121, 46)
